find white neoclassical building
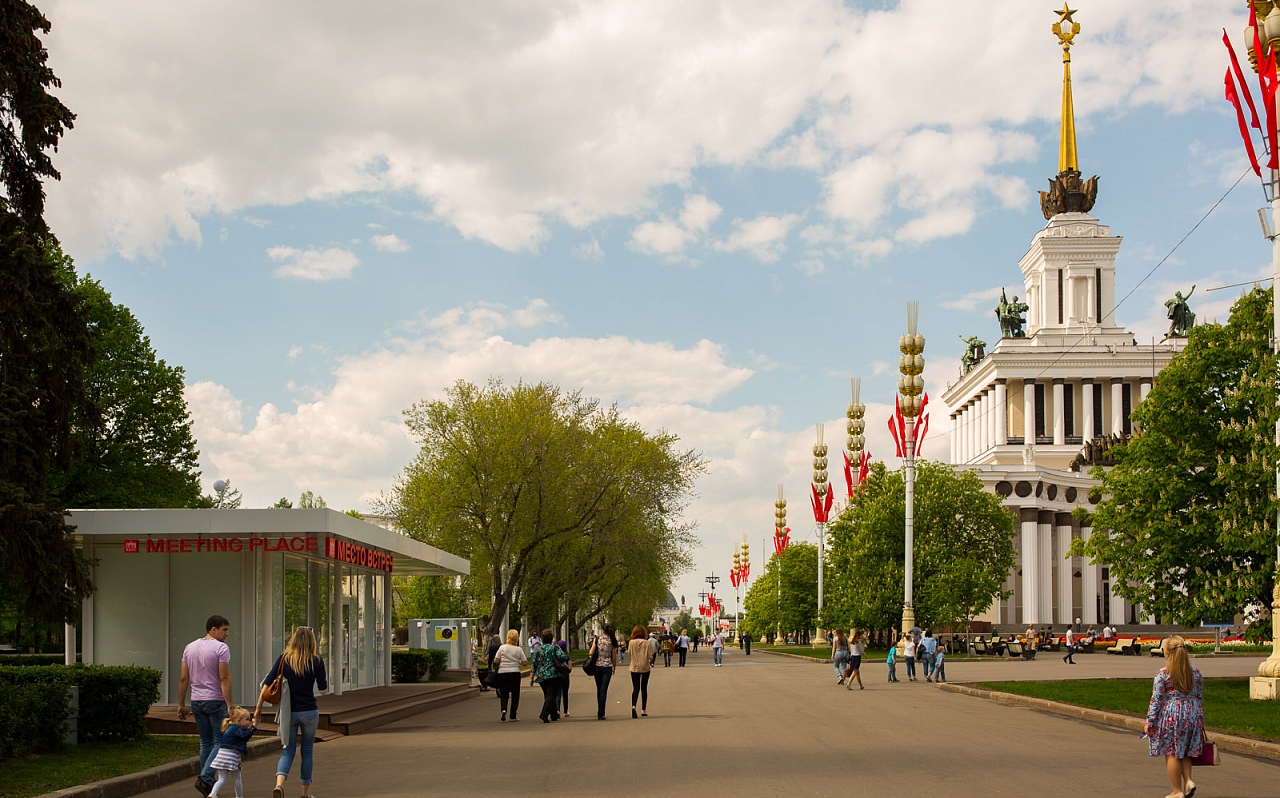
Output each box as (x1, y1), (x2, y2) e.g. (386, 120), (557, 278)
(940, 16), (1188, 630)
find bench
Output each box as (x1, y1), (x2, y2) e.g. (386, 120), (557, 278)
(986, 638), (1007, 657)
(1074, 639), (1095, 653)
(1107, 637), (1140, 655)
(1005, 640), (1035, 660)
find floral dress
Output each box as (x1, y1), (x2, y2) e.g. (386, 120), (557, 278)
(1146, 666), (1205, 759)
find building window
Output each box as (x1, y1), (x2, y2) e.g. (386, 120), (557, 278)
(1063, 383), (1074, 437)
(1035, 382), (1046, 439)
(1092, 383), (1103, 439)
(1122, 382), (1132, 435)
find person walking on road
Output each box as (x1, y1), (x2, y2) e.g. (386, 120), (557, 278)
(530, 629), (569, 723)
(1145, 636), (1206, 798)
(831, 629), (850, 684)
(711, 629), (725, 666)
(625, 626), (656, 717)
(844, 630), (865, 691)
(921, 631), (938, 682)
(206, 708), (255, 798)
(676, 629), (690, 667)
(555, 639), (572, 716)
(178, 614), (234, 795)
(589, 624), (619, 719)
(742, 631), (752, 655)
(661, 633), (673, 667)
(1063, 627), (1076, 664)
(254, 626), (328, 798)
(933, 647), (947, 683)
(492, 629), (527, 722)
(903, 634), (918, 682)
(886, 637), (899, 683)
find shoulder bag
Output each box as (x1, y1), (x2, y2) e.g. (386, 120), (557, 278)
(1191, 741), (1219, 767)
(581, 643), (598, 676)
(260, 656), (284, 706)
(554, 648), (572, 677)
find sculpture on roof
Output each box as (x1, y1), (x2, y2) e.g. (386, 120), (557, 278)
(959, 334), (987, 375)
(995, 289), (1029, 338)
(1165, 285), (1196, 337)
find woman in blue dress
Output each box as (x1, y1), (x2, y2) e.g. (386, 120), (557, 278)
(1144, 635), (1205, 798)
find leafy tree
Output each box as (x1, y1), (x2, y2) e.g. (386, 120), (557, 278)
(385, 379), (701, 639)
(825, 460), (1015, 633)
(1073, 287), (1276, 626)
(393, 576), (467, 626)
(667, 609), (694, 635)
(297, 491), (325, 508)
(270, 497), (293, 509)
(49, 258), (202, 509)
(741, 542), (819, 640)
(0, 0), (90, 626)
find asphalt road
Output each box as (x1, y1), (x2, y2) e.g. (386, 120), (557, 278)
(139, 646), (1279, 798)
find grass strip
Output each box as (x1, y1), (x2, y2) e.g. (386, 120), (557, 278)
(977, 679), (1280, 742)
(0, 735), (200, 798)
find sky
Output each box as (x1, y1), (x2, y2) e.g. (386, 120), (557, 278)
(40, 0), (1275, 611)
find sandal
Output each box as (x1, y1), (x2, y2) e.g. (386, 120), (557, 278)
(1184, 782), (1196, 798)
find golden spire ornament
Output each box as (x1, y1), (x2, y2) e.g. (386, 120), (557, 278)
(1039, 4), (1098, 220)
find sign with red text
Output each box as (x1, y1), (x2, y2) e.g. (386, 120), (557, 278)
(324, 537), (394, 572)
(122, 536), (318, 554)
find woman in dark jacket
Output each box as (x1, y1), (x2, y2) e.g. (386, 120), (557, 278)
(253, 627), (328, 798)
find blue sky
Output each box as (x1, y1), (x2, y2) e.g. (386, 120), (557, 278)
(40, 0), (1270, 605)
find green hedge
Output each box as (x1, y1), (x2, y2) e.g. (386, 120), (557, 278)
(0, 664), (160, 742)
(391, 649), (448, 683)
(0, 655), (66, 667)
(0, 675), (71, 759)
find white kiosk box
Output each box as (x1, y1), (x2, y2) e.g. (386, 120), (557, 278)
(64, 509), (468, 706)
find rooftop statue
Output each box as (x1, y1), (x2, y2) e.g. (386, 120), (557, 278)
(995, 289), (1029, 338)
(959, 334), (987, 375)
(1165, 285), (1196, 337)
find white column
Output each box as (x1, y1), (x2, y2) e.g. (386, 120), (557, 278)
(1038, 512), (1053, 626)
(1021, 511), (1039, 624)
(1023, 379), (1036, 443)
(965, 402), (975, 463)
(1052, 379), (1065, 446)
(1056, 514), (1073, 625)
(1080, 526), (1098, 625)
(1139, 379), (1151, 402)
(64, 623), (75, 665)
(950, 413), (959, 463)
(1109, 589), (1126, 629)
(987, 388), (997, 450)
(81, 540), (94, 664)
(1110, 379), (1124, 435)
(977, 391), (988, 455)
(1081, 379), (1094, 441)
(994, 380), (1008, 446)
(331, 566), (344, 695)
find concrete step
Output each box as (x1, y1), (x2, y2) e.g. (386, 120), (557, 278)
(328, 684), (476, 735)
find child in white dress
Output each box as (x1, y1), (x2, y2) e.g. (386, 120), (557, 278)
(208, 707), (255, 798)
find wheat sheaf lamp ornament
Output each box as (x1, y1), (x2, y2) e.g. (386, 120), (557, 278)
(895, 302), (930, 636)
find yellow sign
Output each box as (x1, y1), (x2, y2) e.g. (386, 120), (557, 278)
(434, 626), (458, 641)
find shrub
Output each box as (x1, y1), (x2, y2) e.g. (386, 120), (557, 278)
(391, 649), (450, 683)
(0, 676), (71, 759)
(0, 664), (159, 742)
(0, 655), (66, 667)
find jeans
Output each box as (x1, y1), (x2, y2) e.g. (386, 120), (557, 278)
(630, 671), (650, 710)
(713, 647), (723, 665)
(593, 667), (613, 718)
(905, 656), (916, 678)
(558, 675), (570, 714)
(744, 639), (751, 655)
(833, 650), (849, 677)
(887, 661), (897, 682)
(1063, 644), (1075, 664)
(923, 650), (936, 678)
(662, 649), (671, 667)
(276, 709), (319, 785)
(191, 699), (228, 784)
(934, 660), (946, 682)
(678, 647), (687, 667)
(538, 680), (561, 721)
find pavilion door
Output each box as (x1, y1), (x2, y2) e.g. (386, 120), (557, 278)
(341, 596), (355, 691)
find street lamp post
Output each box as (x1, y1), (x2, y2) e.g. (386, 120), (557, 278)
(706, 573), (721, 638)
(773, 484), (790, 643)
(897, 302), (926, 636)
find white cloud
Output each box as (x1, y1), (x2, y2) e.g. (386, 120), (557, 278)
(940, 286), (1011, 312)
(267, 246), (360, 280)
(41, 1), (1243, 260)
(370, 233), (410, 252)
(794, 258), (825, 276)
(712, 213), (798, 262)
(575, 240), (604, 260)
(287, 345), (303, 358)
(628, 194), (722, 258)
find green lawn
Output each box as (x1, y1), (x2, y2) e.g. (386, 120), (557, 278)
(978, 679), (1280, 742)
(0, 736), (200, 798)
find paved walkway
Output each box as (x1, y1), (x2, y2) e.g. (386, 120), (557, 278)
(137, 647), (1279, 798)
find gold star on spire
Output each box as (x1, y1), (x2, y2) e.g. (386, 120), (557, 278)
(1056, 4), (1077, 25)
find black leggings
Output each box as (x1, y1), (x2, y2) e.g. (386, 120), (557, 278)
(678, 647), (687, 666)
(630, 671), (650, 710)
(539, 680), (561, 721)
(495, 672), (521, 718)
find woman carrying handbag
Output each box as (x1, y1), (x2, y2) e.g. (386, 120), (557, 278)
(1145, 636), (1209, 798)
(253, 627), (327, 798)
(529, 629), (570, 723)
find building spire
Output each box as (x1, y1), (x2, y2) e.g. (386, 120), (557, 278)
(1039, 4), (1097, 220)
(1054, 4), (1079, 173)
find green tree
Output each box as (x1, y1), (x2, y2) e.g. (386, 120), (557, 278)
(297, 491), (325, 508)
(667, 609), (694, 635)
(1073, 287), (1276, 626)
(385, 379), (701, 639)
(0, 3), (91, 627)
(270, 497), (293, 508)
(826, 460), (1015, 633)
(741, 542), (819, 640)
(50, 259), (202, 509)
(394, 576), (466, 626)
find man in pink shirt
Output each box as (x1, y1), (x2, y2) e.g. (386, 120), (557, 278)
(178, 615), (233, 795)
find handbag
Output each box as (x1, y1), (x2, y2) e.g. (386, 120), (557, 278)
(260, 656), (284, 706)
(581, 645), (598, 676)
(1191, 741), (1219, 767)
(555, 652), (572, 677)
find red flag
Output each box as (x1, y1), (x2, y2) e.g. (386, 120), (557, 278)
(857, 451), (871, 485)
(1251, 7), (1279, 168)
(917, 412), (931, 455)
(823, 481), (834, 518)
(843, 450), (854, 498)
(887, 414), (902, 458)
(729, 570), (738, 588)
(1225, 29), (1262, 131)
(1227, 69), (1263, 176)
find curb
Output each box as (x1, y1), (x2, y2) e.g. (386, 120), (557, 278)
(36, 737), (284, 798)
(753, 649), (832, 663)
(939, 682), (1280, 763)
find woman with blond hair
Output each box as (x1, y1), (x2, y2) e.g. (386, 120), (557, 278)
(253, 627), (327, 798)
(1145, 636), (1206, 798)
(492, 629), (528, 722)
